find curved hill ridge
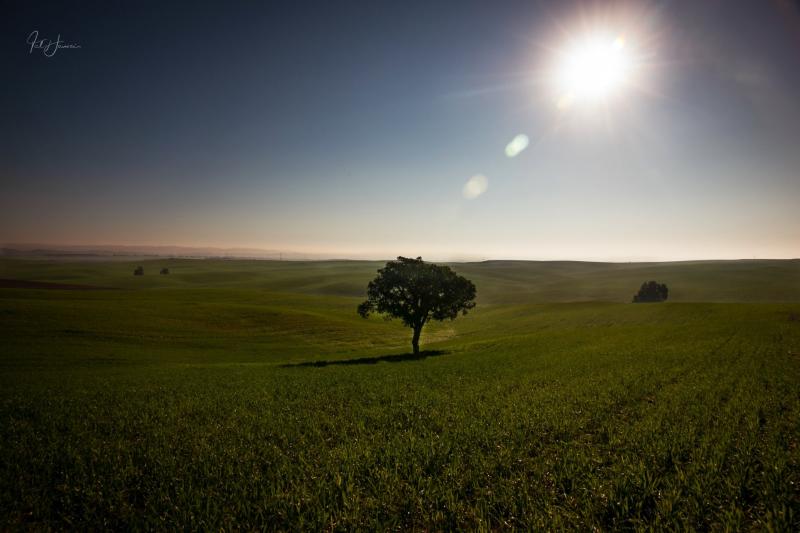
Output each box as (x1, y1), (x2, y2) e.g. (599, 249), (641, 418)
(1, 258), (798, 303)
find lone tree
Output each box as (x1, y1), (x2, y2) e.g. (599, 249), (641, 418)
(358, 256), (476, 355)
(633, 281), (669, 303)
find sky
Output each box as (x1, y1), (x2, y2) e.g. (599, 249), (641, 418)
(2, 0), (799, 261)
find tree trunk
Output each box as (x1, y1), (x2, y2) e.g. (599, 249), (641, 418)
(411, 324), (422, 355)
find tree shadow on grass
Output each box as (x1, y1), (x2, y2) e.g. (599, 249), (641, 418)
(281, 350), (448, 368)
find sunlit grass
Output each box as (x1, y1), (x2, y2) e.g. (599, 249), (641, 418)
(1, 259), (799, 529)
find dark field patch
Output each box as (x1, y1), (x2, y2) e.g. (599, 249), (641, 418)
(0, 279), (116, 290)
(282, 349), (448, 367)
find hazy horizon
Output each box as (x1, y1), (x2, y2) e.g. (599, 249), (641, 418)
(3, 1), (799, 261)
(3, 241), (799, 264)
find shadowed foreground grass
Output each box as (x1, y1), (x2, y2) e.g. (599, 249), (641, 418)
(0, 258), (799, 529)
(281, 350), (448, 367)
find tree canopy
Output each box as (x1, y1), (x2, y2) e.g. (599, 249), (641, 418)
(633, 281), (669, 303)
(358, 256), (476, 354)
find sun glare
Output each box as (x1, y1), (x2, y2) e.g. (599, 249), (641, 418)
(554, 32), (633, 108)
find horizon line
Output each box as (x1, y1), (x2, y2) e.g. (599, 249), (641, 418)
(2, 242), (798, 264)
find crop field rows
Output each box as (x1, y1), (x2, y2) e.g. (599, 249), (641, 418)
(1, 258), (799, 529)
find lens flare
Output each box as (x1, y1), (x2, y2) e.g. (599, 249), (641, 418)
(505, 134), (530, 157)
(463, 174), (488, 199)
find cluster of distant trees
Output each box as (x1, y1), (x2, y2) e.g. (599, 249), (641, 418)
(133, 267), (170, 276)
(633, 281), (669, 303)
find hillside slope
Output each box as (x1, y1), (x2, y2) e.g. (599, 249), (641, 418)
(2, 258), (798, 302)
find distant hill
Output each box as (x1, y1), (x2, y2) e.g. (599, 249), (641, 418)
(0, 244), (323, 260)
(1, 257), (798, 303)
(454, 259), (800, 303)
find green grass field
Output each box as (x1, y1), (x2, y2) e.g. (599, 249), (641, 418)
(1, 258), (799, 529)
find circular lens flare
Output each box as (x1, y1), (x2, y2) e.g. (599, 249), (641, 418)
(505, 134), (530, 158)
(463, 174), (488, 199)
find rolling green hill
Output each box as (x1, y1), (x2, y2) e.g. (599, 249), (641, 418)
(2, 257), (799, 302)
(1, 258), (799, 529)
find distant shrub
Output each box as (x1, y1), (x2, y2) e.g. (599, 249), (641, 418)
(160, 268), (170, 275)
(633, 281), (668, 303)
(134, 266), (144, 276)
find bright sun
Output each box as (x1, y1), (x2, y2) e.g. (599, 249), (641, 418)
(554, 33), (632, 109)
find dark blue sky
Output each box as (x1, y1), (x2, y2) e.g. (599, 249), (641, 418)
(2, 0), (799, 259)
